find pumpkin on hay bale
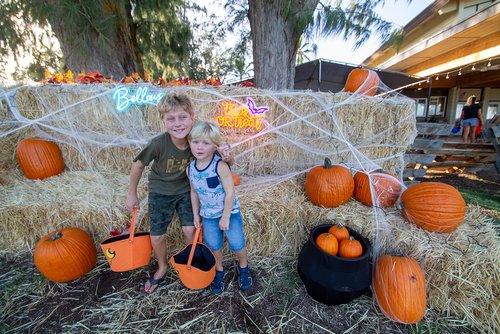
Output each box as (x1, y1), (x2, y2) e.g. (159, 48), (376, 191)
(305, 158), (354, 208)
(344, 68), (380, 96)
(34, 227), (97, 283)
(400, 182), (466, 232)
(16, 138), (65, 180)
(353, 170), (401, 208)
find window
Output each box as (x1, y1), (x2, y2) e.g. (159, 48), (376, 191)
(414, 97), (446, 119)
(455, 103), (464, 121)
(415, 98), (427, 117)
(462, 1), (497, 18)
(486, 102), (499, 121)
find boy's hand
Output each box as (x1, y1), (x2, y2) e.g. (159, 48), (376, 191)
(194, 215), (201, 228)
(218, 142), (234, 165)
(125, 194), (139, 212)
(219, 217), (230, 231)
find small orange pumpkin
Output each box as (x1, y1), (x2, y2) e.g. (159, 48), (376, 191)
(34, 228), (97, 283)
(328, 225), (350, 243)
(315, 233), (338, 256)
(232, 172), (240, 186)
(401, 182), (466, 232)
(373, 255), (426, 324)
(338, 237), (363, 258)
(344, 68), (380, 96)
(354, 170), (401, 208)
(16, 138), (65, 180)
(306, 158), (354, 208)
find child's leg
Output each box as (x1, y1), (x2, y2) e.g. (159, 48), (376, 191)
(234, 247), (248, 268)
(181, 226), (195, 244)
(213, 249), (224, 272)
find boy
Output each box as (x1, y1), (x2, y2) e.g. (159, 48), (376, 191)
(187, 121), (252, 295)
(125, 93), (231, 293)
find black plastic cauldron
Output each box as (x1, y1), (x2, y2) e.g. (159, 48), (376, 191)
(297, 224), (371, 305)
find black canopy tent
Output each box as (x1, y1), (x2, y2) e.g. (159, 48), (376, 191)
(294, 59), (423, 94)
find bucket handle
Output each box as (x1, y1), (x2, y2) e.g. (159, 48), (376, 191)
(128, 208), (139, 243)
(186, 226), (203, 269)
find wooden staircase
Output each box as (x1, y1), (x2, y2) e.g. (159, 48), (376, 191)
(404, 123), (499, 183)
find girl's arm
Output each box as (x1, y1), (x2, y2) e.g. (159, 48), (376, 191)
(218, 161), (235, 231)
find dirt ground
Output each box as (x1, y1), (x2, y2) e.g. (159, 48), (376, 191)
(1, 167), (498, 334)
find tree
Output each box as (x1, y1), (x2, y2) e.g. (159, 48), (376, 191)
(0, 0), (192, 81)
(247, 0), (410, 90)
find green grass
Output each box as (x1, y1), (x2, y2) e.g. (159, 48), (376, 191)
(459, 189), (500, 212)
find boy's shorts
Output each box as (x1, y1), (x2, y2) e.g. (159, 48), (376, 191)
(148, 191), (194, 236)
(463, 118), (479, 126)
(202, 211), (245, 252)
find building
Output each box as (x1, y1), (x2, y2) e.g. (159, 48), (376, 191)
(362, 0), (500, 124)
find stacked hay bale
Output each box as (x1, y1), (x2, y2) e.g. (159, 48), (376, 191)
(0, 84), (498, 332)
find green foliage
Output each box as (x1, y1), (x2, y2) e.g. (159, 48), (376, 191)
(460, 188), (500, 212)
(0, 0), (193, 81)
(306, 0), (408, 49)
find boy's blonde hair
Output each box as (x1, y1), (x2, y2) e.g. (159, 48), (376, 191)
(188, 121), (222, 146)
(157, 92), (194, 119)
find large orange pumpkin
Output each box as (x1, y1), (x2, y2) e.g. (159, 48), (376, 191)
(354, 170), (401, 208)
(344, 68), (380, 96)
(315, 233), (338, 256)
(34, 228), (97, 283)
(400, 182), (466, 232)
(306, 158), (354, 208)
(373, 255), (426, 324)
(16, 138), (65, 180)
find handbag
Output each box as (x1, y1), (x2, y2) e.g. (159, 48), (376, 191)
(169, 226), (216, 290)
(100, 208), (152, 272)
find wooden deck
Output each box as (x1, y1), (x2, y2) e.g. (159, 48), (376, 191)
(403, 122), (499, 183)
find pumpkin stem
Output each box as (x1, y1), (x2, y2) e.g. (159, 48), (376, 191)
(49, 231), (63, 241)
(324, 158), (332, 169)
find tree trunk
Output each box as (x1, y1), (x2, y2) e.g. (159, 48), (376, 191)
(46, 0), (143, 80)
(248, 0), (318, 90)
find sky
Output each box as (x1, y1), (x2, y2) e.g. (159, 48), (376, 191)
(314, 0), (435, 65)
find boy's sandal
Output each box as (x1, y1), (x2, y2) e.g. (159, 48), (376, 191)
(141, 276), (165, 294)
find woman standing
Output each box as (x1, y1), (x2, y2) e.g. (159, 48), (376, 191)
(459, 95), (484, 143)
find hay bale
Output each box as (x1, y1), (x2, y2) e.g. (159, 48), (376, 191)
(0, 172), (498, 332)
(2, 85), (416, 178)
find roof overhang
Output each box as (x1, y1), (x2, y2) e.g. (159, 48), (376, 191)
(362, 2), (500, 83)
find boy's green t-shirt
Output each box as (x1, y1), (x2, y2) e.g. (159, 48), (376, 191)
(134, 133), (193, 195)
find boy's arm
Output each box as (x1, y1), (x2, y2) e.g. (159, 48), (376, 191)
(190, 184), (201, 228)
(218, 161), (235, 230)
(126, 160), (145, 211)
(217, 143), (235, 166)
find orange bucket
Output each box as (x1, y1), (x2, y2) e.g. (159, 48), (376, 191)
(169, 227), (216, 290)
(100, 208), (152, 272)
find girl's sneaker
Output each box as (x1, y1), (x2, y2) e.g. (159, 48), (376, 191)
(236, 264), (253, 291)
(211, 270), (226, 295)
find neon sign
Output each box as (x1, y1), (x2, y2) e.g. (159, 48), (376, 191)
(113, 85), (165, 112)
(216, 98), (268, 131)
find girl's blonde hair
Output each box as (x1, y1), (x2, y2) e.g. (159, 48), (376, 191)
(465, 95), (477, 107)
(157, 92), (194, 119)
(188, 121), (222, 146)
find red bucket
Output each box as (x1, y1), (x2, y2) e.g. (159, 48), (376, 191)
(100, 208), (152, 272)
